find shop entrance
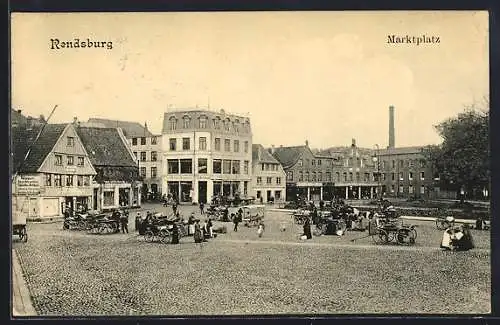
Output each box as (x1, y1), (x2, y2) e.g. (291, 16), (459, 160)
(198, 181), (207, 204)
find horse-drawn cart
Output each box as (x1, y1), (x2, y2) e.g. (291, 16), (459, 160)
(13, 210), (28, 242)
(369, 217), (417, 245)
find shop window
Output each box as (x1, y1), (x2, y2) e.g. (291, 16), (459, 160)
(104, 191), (114, 206)
(198, 159), (208, 174)
(223, 160), (231, 174)
(213, 160), (222, 174)
(168, 159), (179, 174)
(232, 160), (240, 174)
(180, 159), (193, 174)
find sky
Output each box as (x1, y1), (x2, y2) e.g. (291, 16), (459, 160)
(11, 11), (489, 149)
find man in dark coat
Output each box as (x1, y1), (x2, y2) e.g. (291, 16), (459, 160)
(234, 208), (242, 232)
(200, 201), (205, 215)
(120, 210), (129, 234)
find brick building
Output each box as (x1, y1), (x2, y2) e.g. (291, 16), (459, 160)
(161, 108), (252, 204)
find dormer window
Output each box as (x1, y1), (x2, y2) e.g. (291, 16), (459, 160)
(234, 120), (240, 133)
(224, 118), (231, 131)
(213, 117), (221, 129)
(169, 116), (177, 130)
(183, 116), (191, 128)
(199, 115), (208, 129)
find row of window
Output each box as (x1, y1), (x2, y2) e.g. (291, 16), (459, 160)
(168, 115), (250, 134)
(381, 159), (426, 169)
(54, 154), (85, 167)
(168, 137), (249, 153)
(391, 184), (426, 194)
(256, 177), (282, 185)
(140, 167), (158, 178)
(133, 151), (158, 162)
(167, 159), (250, 175)
(287, 171), (378, 183)
(298, 158), (335, 167)
(260, 163), (280, 171)
(45, 174), (91, 187)
(385, 171), (427, 182)
(132, 137), (158, 146)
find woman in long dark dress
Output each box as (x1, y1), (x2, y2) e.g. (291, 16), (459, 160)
(194, 220), (203, 243)
(171, 223), (179, 244)
(303, 217), (312, 239)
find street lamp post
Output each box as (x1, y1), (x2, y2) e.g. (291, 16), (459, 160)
(373, 144), (381, 200)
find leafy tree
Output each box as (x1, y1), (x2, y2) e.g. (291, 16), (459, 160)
(424, 105), (489, 200)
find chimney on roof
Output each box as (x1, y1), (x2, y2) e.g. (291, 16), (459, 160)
(271, 145), (275, 154)
(305, 140), (309, 147)
(389, 105), (395, 149)
(258, 146), (262, 160)
(73, 117), (78, 124)
(352, 138), (356, 148)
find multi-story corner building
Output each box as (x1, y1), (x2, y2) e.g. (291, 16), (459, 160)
(12, 123), (97, 219)
(251, 144), (286, 203)
(161, 108), (252, 204)
(86, 118), (163, 199)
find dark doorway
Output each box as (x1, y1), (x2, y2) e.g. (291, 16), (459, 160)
(198, 181), (207, 204)
(93, 188), (99, 210)
(267, 190), (272, 202)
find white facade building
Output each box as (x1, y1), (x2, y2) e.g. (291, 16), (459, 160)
(161, 109), (252, 204)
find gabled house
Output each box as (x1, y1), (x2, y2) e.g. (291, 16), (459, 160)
(251, 144), (286, 203)
(75, 126), (142, 210)
(85, 118), (163, 200)
(12, 123), (97, 219)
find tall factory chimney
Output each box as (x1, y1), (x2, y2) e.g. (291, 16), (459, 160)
(388, 105), (395, 149)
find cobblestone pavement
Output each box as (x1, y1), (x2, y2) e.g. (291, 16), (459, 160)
(13, 205), (491, 315)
